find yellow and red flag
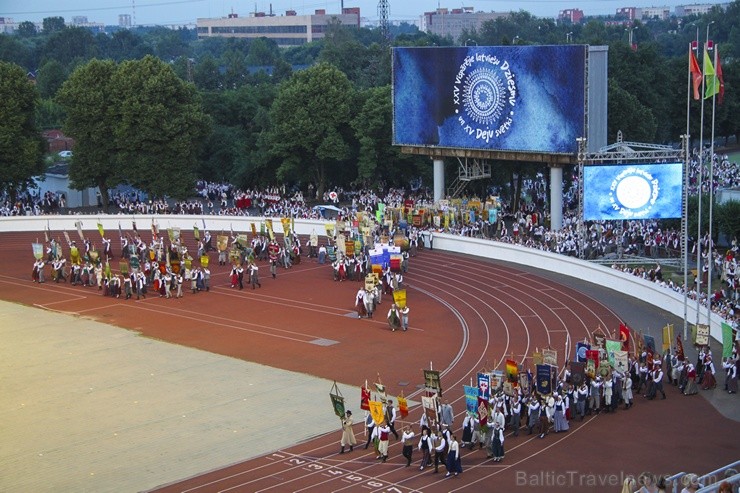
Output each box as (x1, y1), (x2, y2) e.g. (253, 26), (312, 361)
(397, 395), (408, 418)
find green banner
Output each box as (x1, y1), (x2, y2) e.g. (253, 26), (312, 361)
(722, 322), (734, 358)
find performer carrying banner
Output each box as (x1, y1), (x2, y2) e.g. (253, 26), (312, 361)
(339, 410), (356, 454)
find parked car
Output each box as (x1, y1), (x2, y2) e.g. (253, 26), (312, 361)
(58, 150), (72, 158)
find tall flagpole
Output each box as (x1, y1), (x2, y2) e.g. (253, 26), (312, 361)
(695, 22), (713, 328)
(683, 36), (695, 342)
(706, 44), (718, 327)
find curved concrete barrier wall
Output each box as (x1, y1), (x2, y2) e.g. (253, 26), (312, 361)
(0, 215), (723, 343)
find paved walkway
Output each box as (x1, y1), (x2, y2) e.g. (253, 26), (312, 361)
(0, 300), (353, 493)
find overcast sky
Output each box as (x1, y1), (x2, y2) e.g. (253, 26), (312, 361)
(0, 0), (699, 27)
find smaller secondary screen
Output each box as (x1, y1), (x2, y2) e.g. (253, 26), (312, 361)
(583, 163), (683, 220)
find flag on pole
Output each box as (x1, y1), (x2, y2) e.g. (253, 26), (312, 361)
(505, 359), (518, 383)
(716, 47), (725, 104)
(463, 385), (479, 416)
(97, 221), (104, 238)
(676, 334), (685, 361)
(689, 47), (703, 100)
(397, 395), (409, 418)
(704, 47), (719, 100)
(722, 322), (734, 358)
(360, 384), (370, 411)
(619, 323), (631, 351)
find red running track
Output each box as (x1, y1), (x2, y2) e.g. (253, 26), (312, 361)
(1, 231), (737, 493)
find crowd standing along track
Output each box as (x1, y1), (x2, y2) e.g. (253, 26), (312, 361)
(1, 230), (737, 493)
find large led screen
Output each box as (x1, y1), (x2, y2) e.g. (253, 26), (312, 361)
(392, 45), (586, 154)
(583, 163), (683, 220)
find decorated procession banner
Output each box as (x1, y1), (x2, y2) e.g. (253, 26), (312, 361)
(592, 329), (606, 349)
(571, 361), (585, 386)
(585, 358), (596, 379)
(97, 222), (104, 237)
(477, 372), (491, 400)
(281, 217), (291, 236)
(217, 235), (229, 252)
(605, 339), (622, 368)
(330, 388), (345, 418)
(536, 364), (552, 395)
(265, 219), (274, 240)
(336, 234), (346, 255)
(532, 351), (543, 365)
(360, 385), (371, 411)
(477, 397), (489, 426)
(695, 324), (710, 346)
(365, 274), (376, 292)
(643, 334), (656, 355)
(597, 359), (612, 380)
(676, 334), (686, 361)
(518, 371), (530, 392)
(130, 255), (140, 270)
(75, 220), (85, 240)
(722, 322), (734, 358)
(423, 369), (442, 397)
(614, 350), (629, 373)
(193, 225), (200, 241)
(324, 223), (335, 237)
(542, 348), (558, 367)
(490, 370), (504, 392)
(463, 385), (479, 416)
(662, 324), (674, 352)
(119, 261), (129, 276)
(421, 395), (438, 421)
(32, 243), (43, 260)
(200, 255), (209, 268)
(505, 359), (519, 383)
(392, 289), (407, 309)
(369, 400), (385, 425)
(619, 323), (631, 351)
(576, 341), (590, 362)
(397, 395), (409, 418)
(236, 234), (249, 248)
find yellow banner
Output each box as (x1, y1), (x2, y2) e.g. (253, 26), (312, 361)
(369, 400), (385, 425)
(200, 255), (209, 267)
(324, 223), (335, 237)
(281, 217), (291, 235)
(265, 219), (274, 240)
(217, 235), (229, 252)
(97, 222), (104, 237)
(393, 289), (406, 309)
(250, 223), (257, 237)
(662, 324), (674, 352)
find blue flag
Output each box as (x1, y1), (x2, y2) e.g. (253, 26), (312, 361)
(463, 385), (479, 415)
(576, 342), (590, 362)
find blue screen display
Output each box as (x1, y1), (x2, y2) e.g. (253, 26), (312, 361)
(583, 163), (683, 220)
(392, 45), (586, 154)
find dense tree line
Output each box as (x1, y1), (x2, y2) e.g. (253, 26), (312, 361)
(0, 4), (738, 214)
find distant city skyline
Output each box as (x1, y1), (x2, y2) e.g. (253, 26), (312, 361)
(0, 0), (720, 27)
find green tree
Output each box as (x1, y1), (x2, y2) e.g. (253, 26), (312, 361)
(42, 16), (66, 35)
(42, 27), (98, 67)
(36, 60), (67, 99)
(351, 85), (423, 186)
(607, 78), (658, 142)
(246, 37), (279, 66)
(268, 63), (356, 197)
(36, 98), (66, 130)
(0, 62), (44, 199)
(17, 21), (37, 38)
(56, 59), (119, 211)
(110, 56), (210, 199)
(716, 200), (740, 243)
(194, 54), (221, 90)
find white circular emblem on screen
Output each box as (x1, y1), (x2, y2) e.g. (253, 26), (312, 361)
(453, 52), (517, 144)
(609, 167), (659, 218)
(462, 67), (507, 126)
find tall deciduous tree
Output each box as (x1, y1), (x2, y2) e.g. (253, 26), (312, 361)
(57, 59), (119, 211)
(110, 55), (210, 199)
(0, 62), (44, 199)
(268, 63), (356, 197)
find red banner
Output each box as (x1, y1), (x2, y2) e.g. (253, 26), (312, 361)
(505, 359), (519, 383)
(586, 349), (600, 368)
(619, 323), (630, 351)
(360, 385), (370, 411)
(676, 334), (685, 361)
